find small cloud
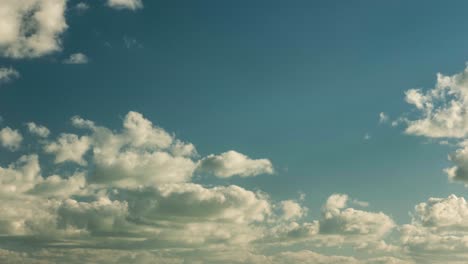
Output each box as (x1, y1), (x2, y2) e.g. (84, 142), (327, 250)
(379, 112), (389, 124)
(351, 199), (369, 208)
(75, 2), (90, 13)
(0, 67), (19, 84)
(364, 133), (371, 140)
(26, 122), (50, 138)
(107, 0), (143, 10)
(63, 53), (89, 64)
(123, 36), (143, 49)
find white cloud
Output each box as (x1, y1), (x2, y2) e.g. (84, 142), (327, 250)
(107, 0), (143, 10)
(379, 112), (389, 124)
(403, 65), (468, 138)
(280, 200), (307, 220)
(26, 122), (50, 138)
(401, 195), (468, 262)
(44, 133), (91, 165)
(0, 0), (67, 58)
(63, 53), (89, 64)
(75, 2), (89, 12)
(319, 194), (395, 238)
(0, 67), (19, 83)
(0, 127), (22, 151)
(198, 150), (274, 178)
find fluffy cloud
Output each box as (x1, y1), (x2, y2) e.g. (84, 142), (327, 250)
(63, 53), (89, 64)
(44, 133), (90, 165)
(0, 0), (67, 58)
(107, 0), (143, 10)
(198, 150), (274, 178)
(319, 194), (395, 238)
(400, 195), (468, 262)
(0, 67), (19, 83)
(26, 122), (50, 138)
(404, 66), (468, 138)
(0, 126), (22, 151)
(280, 200), (307, 220)
(0, 111), (453, 263)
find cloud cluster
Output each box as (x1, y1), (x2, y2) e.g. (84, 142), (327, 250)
(0, 0), (67, 58)
(0, 67), (19, 84)
(1, 110), (467, 263)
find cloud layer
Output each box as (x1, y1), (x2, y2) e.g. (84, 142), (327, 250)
(1, 110), (464, 263)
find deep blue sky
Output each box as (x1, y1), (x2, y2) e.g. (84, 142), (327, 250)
(2, 0), (468, 223)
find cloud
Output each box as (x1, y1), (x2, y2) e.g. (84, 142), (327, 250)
(63, 53), (89, 64)
(379, 112), (389, 124)
(198, 150), (274, 178)
(0, 127), (22, 151)
(0, 110), (456, 263)
(107, 0), (143, 10)
(26, 122), (50, 138)
(403, 65), (468, 138)
(280, 200), (307, 220)
(0, 0), (67, 58)
(44, 133), (91, 165)
(0, 67), (19, 84)
(400, 195), (468, 262)
(75, 2), (89, 12)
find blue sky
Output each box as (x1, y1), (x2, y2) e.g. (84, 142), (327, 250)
(2, 0), (468, 263)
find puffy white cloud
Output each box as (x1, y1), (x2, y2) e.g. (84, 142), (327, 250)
(107, 0), (143, 10)
(0, 126), (22, 151)
(26, 122), (50, 137)
(0, 67), (19, 83)
(44, 133), (91, 165)
(403, 66), (468, 138)
(198, 150), (274, 178)
(280, 200), (307, 220)
(63, 52), (89, 64)
(0, 154), (41, 194)
(320, 194), (395, 237)
(400, 195), (468, 262)
(0, 0), (67, 58)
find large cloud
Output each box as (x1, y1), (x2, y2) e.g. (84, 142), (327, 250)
(0, 0), (67, 58)
(401, 195), (468, 263)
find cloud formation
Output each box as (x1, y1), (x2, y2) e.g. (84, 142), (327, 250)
(107, 0), (143, 10)
(198, 150), (274, 178)
(0, 0), (67, 58)
(0, 127), (22, 151)
(63, 53), (89, 64)
(0, 67), (19, 84)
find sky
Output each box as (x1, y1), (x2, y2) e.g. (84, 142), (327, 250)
(3, 0), (468, 263)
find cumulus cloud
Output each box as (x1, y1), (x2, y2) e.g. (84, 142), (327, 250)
(403, 65), (468, 138)
(400, 195), (468, 262)
(0, 111), (449, 263)
(0, 127), (22, 151)
(198, 150), (274, 178)
(44, 133), (91, 165)
(107, 0), (143, 10)
(63, 52), (89, 64)
(26, 122), (50, 137)
(0, 67), (19, 84)
(0, 0), (67, 58)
